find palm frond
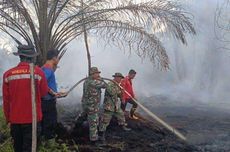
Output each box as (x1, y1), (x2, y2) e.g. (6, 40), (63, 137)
(91, 20), (170, 69)
(0, 0), (195, 67)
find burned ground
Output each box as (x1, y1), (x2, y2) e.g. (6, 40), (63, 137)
(1, 96), (230, 152)
(56, 97), (230, 152)
(56, 108), (200, 152)
(140, 95), (230, 152)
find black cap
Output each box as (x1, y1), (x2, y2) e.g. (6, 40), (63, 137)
(47, 50), (59, 60)
(13, 44), (39, 57)
(129, 69), (136, 74)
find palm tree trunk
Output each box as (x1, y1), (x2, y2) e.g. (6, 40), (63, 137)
(81, 0), (91, 75)
(38, 0), (48, 66)
(83, 29), (91, 75)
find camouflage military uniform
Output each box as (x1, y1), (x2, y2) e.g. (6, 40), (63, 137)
(81, 76), (106, 141)
(99, 81), (126, 132)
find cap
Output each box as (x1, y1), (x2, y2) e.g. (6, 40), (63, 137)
(112, 72), (124, 78)
(13, 44), (39, 57)
(89, 67), (101, 75)
(129, 69), (136, 74)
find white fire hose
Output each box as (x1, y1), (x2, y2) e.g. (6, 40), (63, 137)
(67, 77), (186, 141)
(102, 77), (186, 141)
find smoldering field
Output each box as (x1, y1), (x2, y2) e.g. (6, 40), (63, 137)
(1, 0), (230, 151)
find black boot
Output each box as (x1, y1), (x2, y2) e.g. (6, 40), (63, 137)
(98, 131), (105, 141)
(122, 126), (131, 131)
(90, 140), (100, 146)
(130, 108), (138, 119)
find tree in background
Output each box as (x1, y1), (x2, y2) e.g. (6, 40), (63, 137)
(215, 0), (230, 51)
(0, 0), (195, 72)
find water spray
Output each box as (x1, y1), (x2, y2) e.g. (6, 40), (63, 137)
(102, 77), (187, 141)
(67, 77), (187, 141)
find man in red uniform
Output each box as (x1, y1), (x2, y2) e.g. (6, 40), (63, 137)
(2, 45), (48, 152)
(121, 69), (138, 119)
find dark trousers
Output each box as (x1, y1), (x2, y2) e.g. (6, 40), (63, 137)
(121, 99), (138, 116)
(10, 123), (41, 152)
(41, 99), (57, 139)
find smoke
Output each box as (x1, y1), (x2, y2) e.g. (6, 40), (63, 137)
(0, 48), (18, 98)
(57, 0), (230, 106)
(1, 0), (230, 108)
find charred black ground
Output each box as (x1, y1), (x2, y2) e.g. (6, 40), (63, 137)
(56, 111), (200, 152)
(55, 96), (230, 152)
(2, 96), (230, 152)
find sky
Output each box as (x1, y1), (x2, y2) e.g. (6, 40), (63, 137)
(1, 0), (230, 108)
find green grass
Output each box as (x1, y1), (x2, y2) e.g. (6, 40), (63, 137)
(0, 106), (13, 152)
(39, 138), (79, 152)
(0, 106), (10, 132)
(0, 107), (79, 152)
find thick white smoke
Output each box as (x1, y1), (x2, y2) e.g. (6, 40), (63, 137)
(1, 0), (230, 108)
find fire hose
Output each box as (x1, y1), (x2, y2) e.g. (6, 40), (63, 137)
(66, 77), (87, 95)
(66, 77), (186, 141)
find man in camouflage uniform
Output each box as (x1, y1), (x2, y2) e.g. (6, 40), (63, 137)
(99, 73), (131, 141)
(81, 67), (107, 143)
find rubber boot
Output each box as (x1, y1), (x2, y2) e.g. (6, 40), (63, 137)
(98, 131), (105, 141)
(130, 108), (138, 119)
(90, 140), (100, 146)
(122, 126), (131, 131)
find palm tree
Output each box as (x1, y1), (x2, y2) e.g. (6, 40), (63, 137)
(215, 0), (230, 51)
(0, 0), (195, 70)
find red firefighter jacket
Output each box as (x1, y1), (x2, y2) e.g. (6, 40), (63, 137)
(121, 76), (135, 101)
(2, 62), (48, 124)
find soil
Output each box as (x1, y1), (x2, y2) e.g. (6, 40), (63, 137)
(56, 107), (200, 152)
(2, 95), (230, 152)
(139, 95), (230, 152)
(56, 95), (230, 152)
